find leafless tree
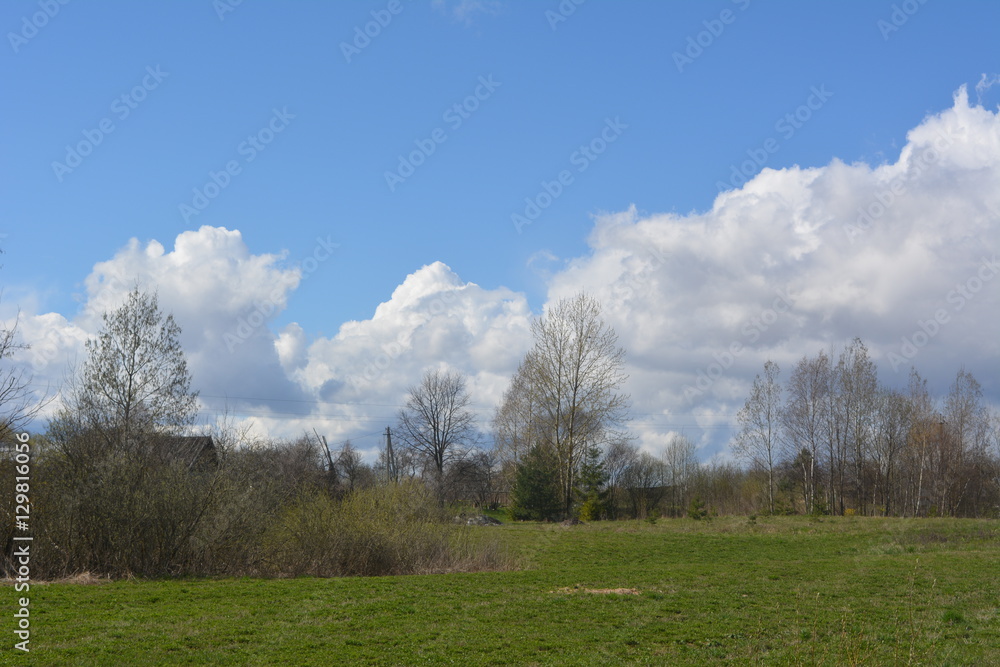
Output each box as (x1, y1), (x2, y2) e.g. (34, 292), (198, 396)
(662, 434), (698, 516)
(870, 388), (911, 515)
(835, 338), (879, 514)
(782, 351), (832, 514)
(0, 313), (49, 442)
(733, 360), (782, 514)
(336, 440), (374, 493)
(943, 368), (992, 515)
(396, 369), (478, 497)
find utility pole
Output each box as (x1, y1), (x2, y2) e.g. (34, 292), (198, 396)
(385, 426), (398, 484)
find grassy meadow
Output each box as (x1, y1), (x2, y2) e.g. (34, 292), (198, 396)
(8, 516), (1000, 665)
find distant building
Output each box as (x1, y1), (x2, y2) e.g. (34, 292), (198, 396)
(151, 435), (218, 471)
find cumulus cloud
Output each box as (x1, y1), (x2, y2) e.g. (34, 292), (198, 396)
(12, 86), (1000, 462)
(12, 226), (310, 427)
(546, 86), (1000, 456)
(291, 261), (532, 448)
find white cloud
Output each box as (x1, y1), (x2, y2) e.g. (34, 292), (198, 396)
(12, 87), (1000, 463)
(293, 261), (532, 443)
(12, 226), (309, 427)
(544, 86), (1000, 456)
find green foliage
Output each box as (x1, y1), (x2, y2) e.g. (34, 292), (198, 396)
(575, 445), (609, 520)
(687, 495), (708, 520)
(810, 492), (829, 517)
(579, 490), (608, 522)
(509, 444), (562, 521)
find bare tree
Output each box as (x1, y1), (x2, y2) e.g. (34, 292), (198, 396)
(396, 369), (478, 497)
(870, 388), (911, 516)
(0, 313), (49, 442)
(836, 338), (879, 515)
(69, 287), (198, 454)
(492, 360), (542, 494)
(943, 368), (991, 515)
(733, 360), (783, 514)
(782, 352), (832, 514)
(336, 440), (374, 493)
(622, 451), (665, 519)
(497, 293), (630, 517)
(662, 435), (698, 516)
(603, 437), (638, 518)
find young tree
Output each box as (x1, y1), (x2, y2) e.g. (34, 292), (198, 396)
(782, 351), (832, 514)
(509, 443), (561, 521)
(836, 338), (879, 514)
(902, 368), (938, 517)
(870, 388), (911, 515)
(943, 368), (991, 515)
(576, 443), (609, 520)
(662, 434), (698, 517)
(69, 287), (198, 454)
(733, 360), (783, 514)
(492, 360), (542, 492)
(499, 293), (630, 517)
(396, 369), (477, 497)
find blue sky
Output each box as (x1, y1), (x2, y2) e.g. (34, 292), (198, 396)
(4, 0), (1000, 458)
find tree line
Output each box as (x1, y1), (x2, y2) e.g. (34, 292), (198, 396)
(1, 287), (998, 578)
(733, 340), (999, 518)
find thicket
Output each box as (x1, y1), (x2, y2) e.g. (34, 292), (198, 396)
(0, 432), (511, 580)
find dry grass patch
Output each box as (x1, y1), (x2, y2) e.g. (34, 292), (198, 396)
(552, 585), (641, 595)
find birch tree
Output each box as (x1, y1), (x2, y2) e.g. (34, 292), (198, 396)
(733, 360), (782, 514)
(496, 293), (629, 517)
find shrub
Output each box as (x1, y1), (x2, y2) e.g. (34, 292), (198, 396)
(688, 496), (708, 520)
(263, 482), (512, 577)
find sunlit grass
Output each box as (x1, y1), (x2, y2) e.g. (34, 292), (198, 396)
(13, 516), (1000, 665)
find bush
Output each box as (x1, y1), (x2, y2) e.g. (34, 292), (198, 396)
(262, 482), (512, 577)
(23, 432), (512, 580)
(579, 490), (608, 522)
(688, 496), (708, 520)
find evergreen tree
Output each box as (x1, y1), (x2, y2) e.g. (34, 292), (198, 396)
(509, 443), (561, 521)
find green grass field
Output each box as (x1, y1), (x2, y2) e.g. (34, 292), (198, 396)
(9, 517), (1000, 665)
